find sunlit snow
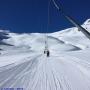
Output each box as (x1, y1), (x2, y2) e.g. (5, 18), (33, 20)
(0, 19), (90, 90)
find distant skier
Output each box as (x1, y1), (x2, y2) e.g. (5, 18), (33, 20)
(47, 50), (50, 57)
(44, 49), (50, 57)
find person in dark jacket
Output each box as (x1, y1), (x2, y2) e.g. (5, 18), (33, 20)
(44, 49), (50, 57)
(47, 50), (50, 57)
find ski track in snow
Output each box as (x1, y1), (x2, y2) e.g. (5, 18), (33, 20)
(0, 52), (90, 90)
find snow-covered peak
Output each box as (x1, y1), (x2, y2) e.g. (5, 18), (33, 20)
(0, 19), (90, 52)
(83, 19), (90, 25)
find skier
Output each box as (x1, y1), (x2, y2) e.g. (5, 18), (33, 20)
(47, 50), (50, 57)
(44, 48), (50, 57)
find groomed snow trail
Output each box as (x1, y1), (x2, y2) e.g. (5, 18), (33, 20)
(0, 52), (90, 90)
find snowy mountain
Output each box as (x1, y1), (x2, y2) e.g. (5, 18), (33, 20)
(0, 19), (90, 90)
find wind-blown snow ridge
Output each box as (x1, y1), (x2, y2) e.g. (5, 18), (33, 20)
(84, 19), (90, 25)
(0, 19), (90, 90)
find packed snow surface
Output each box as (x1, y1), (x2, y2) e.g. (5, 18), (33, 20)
(0, 19), (90, 90)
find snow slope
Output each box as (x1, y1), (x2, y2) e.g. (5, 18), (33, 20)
(0, 19), (90, 90)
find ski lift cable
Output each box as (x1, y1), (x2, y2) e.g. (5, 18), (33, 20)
(52, 0), (90, 40)
(45, 0), (51, 50)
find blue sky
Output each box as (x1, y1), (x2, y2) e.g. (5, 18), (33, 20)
(0, 0), (90, 33)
